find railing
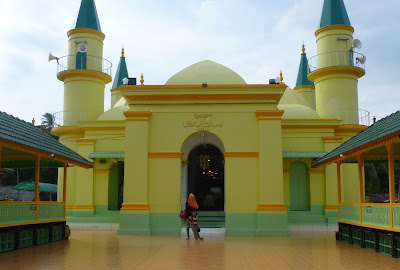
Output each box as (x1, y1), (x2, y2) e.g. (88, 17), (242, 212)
(56, 55), (112, 76)
(308, 51), (366, 73)
(338, 109), (370, 126)
(53, 111), (86, 127)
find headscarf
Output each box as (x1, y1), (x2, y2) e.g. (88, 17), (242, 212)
(188, 193), (199, 209)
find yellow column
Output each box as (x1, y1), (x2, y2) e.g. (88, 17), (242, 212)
(323, 136), (343, 222)
(257, 110), (285, 206)
(122, 111), (151, 209)
(119, 111), (151, 235)
(74, 139), (95, 213)
(93, 169), (111, 213)
(386, 142), (395, 227)
(356, 155), (364, 223)
(255, 110), (288, 236)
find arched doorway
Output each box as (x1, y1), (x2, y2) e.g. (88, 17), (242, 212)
(187, 144), (225, 211)
(289, 161), (310, 211)
(181, 132), (225, 212)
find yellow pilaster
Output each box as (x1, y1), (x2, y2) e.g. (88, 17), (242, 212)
(337, 162), (342, 220)
(74, 139), (95, 207)
(93, 170), (111, 208)
(256, 110), (285, 205)
(63, 163), (68, 219)
(122, 111), (151, 210)
(323, 136), (343, 207)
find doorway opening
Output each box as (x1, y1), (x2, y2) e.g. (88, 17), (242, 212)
(187, 144), (224, 211)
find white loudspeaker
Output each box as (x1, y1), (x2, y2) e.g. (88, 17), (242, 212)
(356, 55), (366, 64)
(48, 52), (59, 62)
(77, 43), (88, 53)
(353, 39), (362, 49)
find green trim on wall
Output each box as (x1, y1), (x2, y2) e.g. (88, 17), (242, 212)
(256, 212), (290, 236)
(150, 214), (181, 235)
(118, 212), (150, 235)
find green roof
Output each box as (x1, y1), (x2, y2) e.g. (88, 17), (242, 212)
(283, 152), (327, 158)
(313, 111), (400, 166)
(295, 52), (314, 87)
(320, 0), (351, 28)
(88, 152), (125, 159)
(112, 55), (129, 88)
(74, 0), (101, 31)
(0, 111), (92, 167)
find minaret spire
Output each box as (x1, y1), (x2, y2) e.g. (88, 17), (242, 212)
(320, 0), (351, 28)
(112, 48), (129, 89)
(73, 0), (102, 31)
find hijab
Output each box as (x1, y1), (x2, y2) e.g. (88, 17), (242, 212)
(188, 193), (199, 209)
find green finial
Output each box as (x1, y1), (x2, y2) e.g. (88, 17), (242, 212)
(320, 0), (351, 28)
(74, 0), (102, 31)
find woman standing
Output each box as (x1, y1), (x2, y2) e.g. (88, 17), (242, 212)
(185, 193), (202, 240)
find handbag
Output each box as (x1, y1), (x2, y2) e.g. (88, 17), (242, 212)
(179, 210), (187, 220)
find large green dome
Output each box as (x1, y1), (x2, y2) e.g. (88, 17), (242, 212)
(165, 60), (246, 85)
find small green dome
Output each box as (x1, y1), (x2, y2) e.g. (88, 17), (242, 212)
(165, 60), (246, 85)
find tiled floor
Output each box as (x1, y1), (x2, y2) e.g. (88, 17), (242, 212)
(1, 231), (400, 270)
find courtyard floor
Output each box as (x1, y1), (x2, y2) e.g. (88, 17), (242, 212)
(1, 230), (400, 269)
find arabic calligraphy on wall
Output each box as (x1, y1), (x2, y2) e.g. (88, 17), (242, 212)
(183, 113), (223, 131)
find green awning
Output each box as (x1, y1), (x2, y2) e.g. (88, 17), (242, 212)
(88, 152), (125, 159)
(283, 152), (327, 158)
(13, 181), (58, 193)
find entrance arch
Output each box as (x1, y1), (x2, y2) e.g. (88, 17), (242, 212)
(181, 132), (225, 211)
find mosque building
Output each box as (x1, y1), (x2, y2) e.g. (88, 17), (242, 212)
(51, 0), (368, 235)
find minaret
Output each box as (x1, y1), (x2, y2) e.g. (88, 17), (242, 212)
(57, 0), (112, 126)
(111, 48), (129, 107)
(308, 0), (365, 124)
(294, 44), (315, 110)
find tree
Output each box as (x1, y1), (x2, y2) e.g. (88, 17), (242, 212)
(41, 113), (56, 130)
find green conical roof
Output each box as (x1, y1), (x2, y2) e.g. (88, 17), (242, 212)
(73, 0), (101, 31)
(112, 49), (129, 88)
(320, 0), (351, 28)
(295, 47), (314, 87)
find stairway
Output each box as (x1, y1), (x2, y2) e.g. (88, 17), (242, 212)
(197, 211), (225, 228)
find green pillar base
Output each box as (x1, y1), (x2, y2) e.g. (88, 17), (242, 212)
(225, 213), (256, 235)
(325, 210), (338, 224)
(150, 213), (181, 235)
(256, 212), (290, 236)
(118, 212), (150, 235)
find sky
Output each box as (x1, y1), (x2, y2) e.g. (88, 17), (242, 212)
(0, 0), (399, 125)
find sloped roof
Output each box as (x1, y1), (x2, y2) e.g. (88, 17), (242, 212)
(313, 111), (400, 167)
(73, 0), (102, 31)
(0, 111), (92, 168)
(320, 0), (351, 28)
